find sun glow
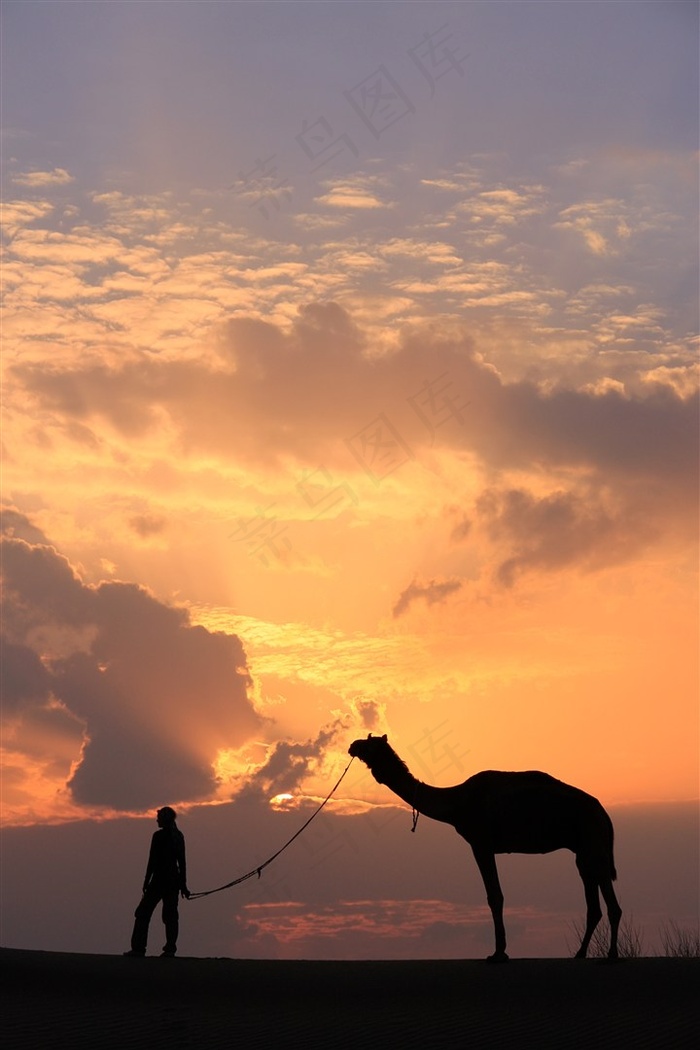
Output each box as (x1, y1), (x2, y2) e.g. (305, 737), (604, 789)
(269, 793), (295, 809)
(212, 743), (268, 788)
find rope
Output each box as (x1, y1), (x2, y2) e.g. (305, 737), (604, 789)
(188, 757), (355, 899)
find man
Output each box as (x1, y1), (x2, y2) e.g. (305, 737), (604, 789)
(124, 806), (191, 957)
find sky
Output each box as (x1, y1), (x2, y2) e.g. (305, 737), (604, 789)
(1, 0), (698, 959)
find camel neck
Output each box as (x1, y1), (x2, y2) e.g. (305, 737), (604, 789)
(373, 757), (455, 825)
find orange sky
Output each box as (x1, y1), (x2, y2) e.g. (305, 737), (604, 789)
(3, 300), (697, 822)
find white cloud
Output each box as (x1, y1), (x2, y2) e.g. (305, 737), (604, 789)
(316, 174), (395, 210)
(12, 168), (74, 188)
(1, 200), (54, 236)
(554, 199), (630, 256)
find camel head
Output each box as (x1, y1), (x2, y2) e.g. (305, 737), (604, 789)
(348, 733), (402, 784)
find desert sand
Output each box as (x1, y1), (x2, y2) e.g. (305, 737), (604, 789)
(2, 947), (698, 1049)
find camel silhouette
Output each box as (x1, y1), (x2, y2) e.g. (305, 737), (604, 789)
(348, 734), (621, 962)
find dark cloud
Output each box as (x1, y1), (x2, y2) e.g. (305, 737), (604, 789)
(352, 698), (382, 730)
(1, 616), (86, 774)
(12, 304), (697, 495)
(9, 307), (697, 591)
(490, 377), (698, 486)
(477, 486), (660, 586)
(1, 506), (51, 546)
(1, 534), (93, 638)
(11, 304), (374, 464)
(450, 515), (473, 544)
(62, 421), (101, 448)
(1, 514), (262, 810)
(392, 578), (463, 618)
(1, 639), (52, 715)
(128, 513), (167, 537)
(238, 717), (350, 802)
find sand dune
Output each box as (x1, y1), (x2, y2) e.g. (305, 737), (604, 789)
(2, 947), (698, 1049)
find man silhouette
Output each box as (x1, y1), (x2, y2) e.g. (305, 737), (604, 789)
(124, 806), (190, 957)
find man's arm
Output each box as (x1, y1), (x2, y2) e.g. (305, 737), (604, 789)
(177, 831), (190, 899)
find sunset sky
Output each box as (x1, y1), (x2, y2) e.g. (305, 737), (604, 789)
(2, 0), (698, 960)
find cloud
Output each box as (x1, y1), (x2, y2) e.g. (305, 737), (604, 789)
(477, 486), (660, 587)
(234, 898), (496, 959)
(0, 200), (55, 236)
(12, 168), (74, 188)
(457, 184), (547, 227)
(380, 238), (461, 266)
(316, 175), (395, 210)
(554, 199), (631, 256)
(0, 507), (51, 545)
(9, 227), (137, 265)
(350, 697), (384, 730)
(1, 513), (263, 811)
(238, 717), (350, 802)
(128, 513), (167, 538)
(2, 639), (53, 716)
(8, 303), (697, 586)
(4, 150), (695, 382)
(12, 300), (696, 484)
(449, 515), (473, 544)
(392, 578), (463, 618)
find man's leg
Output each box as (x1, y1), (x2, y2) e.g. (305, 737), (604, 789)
(129, 887), (161, 955)
(161, 891), (180, 956)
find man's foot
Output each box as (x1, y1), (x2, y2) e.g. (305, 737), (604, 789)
(160, 950), (176, 957)
(123, 949), (145, 957)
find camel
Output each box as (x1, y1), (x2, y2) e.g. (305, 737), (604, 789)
(348, 734), (621, 962)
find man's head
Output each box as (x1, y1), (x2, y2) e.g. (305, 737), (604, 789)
(156, 806), (177, 827)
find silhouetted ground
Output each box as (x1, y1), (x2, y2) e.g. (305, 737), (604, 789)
(2, 948), (698, 1049)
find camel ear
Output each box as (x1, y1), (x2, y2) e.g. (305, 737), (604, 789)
(381, 734), (387, 742)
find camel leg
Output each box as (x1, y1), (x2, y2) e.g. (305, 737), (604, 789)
(599, 878), (622, 960)
(574, 857), (603, 959)
(472, 847), (508, 963)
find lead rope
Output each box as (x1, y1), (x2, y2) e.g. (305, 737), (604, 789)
(188, 757), (355, 900)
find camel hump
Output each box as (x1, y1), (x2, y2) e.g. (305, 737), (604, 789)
(466, 770), (570, 793)
(469, 770), (603, 816)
